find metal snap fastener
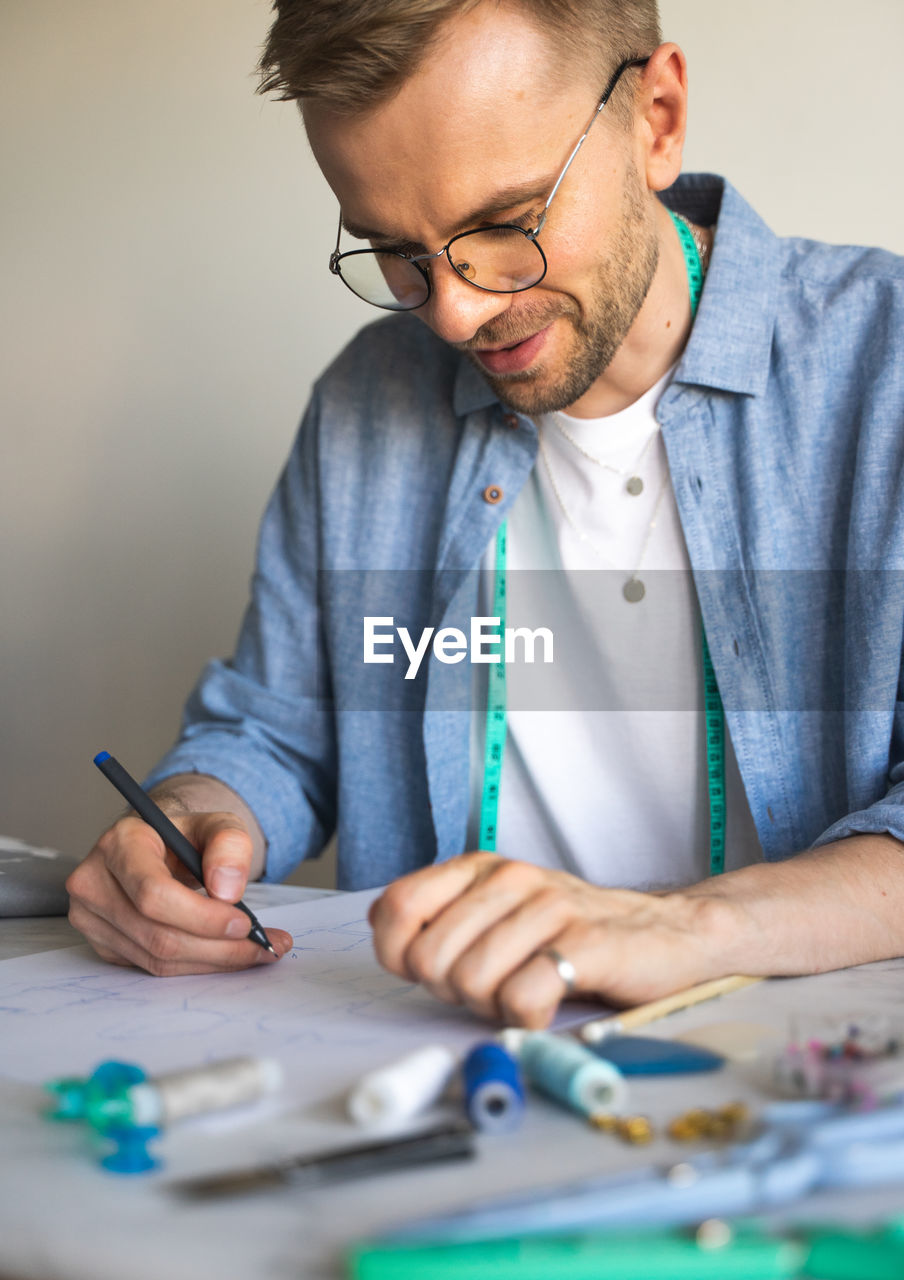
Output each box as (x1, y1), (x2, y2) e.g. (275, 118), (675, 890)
(483, 485), (504, 504)
(502, 413), (518, 429)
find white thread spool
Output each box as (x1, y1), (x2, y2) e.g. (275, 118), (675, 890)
(347, 1045), (457, 1127)
(129, 1057), (284, 1127)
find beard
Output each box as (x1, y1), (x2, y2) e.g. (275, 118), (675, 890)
(461, 165), (660, 416)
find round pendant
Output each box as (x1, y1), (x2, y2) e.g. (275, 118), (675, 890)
(626, 476), (644, 496)
(623, 578), (645, 603)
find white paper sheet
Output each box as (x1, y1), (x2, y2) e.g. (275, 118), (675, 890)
(0, 890), (483, 1088)
(0, 888), (601, 1097)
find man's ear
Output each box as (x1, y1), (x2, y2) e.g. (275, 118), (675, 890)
(635, 43), (688, 193)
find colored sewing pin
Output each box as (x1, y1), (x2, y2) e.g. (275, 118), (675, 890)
(93, 751), (276, 954)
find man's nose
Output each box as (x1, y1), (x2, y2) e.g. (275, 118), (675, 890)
(421, 256), (512, 346)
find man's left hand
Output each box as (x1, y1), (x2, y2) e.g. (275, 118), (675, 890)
(368, 851), (734, 1028)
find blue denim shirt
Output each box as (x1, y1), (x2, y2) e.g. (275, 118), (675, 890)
(146, 174), (904, 889)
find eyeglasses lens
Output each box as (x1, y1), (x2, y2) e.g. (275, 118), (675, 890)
(337, 227), (545, 311)
(338, 252), (430, 311)
(448, 227), (545, 293)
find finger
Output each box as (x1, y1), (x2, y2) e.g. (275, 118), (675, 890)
(448, 882), (697, 1020)
(67, 842), (164, 940)
(439, 883), (576, 1019)
(495, 946), (575, 1029)
(187, 813), (255, 903)
(105, 818), (255, 940)
(483, 917), (604, 1030)
(403, 861), (557, 1004)
(70, 896), (292, 975)
(370, 852), (502, 978)
(68, 892), (141, 969)
(69, 897), (174, 970)
(495, 915), (691, 1027)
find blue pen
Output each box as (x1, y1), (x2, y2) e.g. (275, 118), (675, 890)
(93, 751), (276, 955)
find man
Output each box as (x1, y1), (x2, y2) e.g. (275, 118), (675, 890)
(67, 0), (904, 1029)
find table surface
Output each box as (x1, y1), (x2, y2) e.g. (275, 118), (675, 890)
(2, 887), (904, 1280)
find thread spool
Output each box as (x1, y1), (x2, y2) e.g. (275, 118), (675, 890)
(44, 1056), (283, 1174)
(129, 1057), (283, 1127)
(502, 1030), (628, 1117)
(347, 1045), (457, 1127)
(462, 1042), (525, 1133)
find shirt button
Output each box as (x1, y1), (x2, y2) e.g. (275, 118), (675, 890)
(483, 485), (504, 504)
(502, 413), (519, 429)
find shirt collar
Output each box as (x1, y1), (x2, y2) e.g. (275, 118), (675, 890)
(662, 173), (781, 398)
(452, 172), (781, 416)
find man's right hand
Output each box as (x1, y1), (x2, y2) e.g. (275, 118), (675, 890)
(67, 806), (293, 975)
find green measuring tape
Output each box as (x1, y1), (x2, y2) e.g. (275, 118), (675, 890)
(671, 210), (727, 876)
(479, 208), (727, 878)
(477, 521), (508, 849)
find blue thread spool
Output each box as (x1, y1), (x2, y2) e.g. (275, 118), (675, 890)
(463, 1042), (525, 1133)
(517, 1032), (627, 1116)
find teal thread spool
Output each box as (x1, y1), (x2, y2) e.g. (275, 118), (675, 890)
(505, 1031), (628, 1117)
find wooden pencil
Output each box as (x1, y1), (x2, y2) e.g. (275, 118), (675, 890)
(579, 974), (763, 1043)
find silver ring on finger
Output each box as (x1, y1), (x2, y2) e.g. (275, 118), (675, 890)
(538, 946), (577, 993)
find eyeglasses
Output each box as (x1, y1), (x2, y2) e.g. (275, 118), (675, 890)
(328, 56), (650, 312)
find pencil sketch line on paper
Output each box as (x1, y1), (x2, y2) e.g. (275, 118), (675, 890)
(0, 893), (490, 1085)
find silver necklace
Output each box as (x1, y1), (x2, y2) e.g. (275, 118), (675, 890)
(549, 414), (657, 496)
(538, 429), (669, 603)
(536, 218), (706, 601)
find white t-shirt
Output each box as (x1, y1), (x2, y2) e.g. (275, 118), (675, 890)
(467, 367), (762, 888)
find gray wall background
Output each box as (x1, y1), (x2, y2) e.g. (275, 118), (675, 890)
(2, 1), (902, 888)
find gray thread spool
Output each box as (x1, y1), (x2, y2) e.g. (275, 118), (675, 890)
(129, 1057), (284, 1126)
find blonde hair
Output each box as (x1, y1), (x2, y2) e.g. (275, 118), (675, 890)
(257, 0), (661, 118)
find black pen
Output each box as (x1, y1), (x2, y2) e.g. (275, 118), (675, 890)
(93, 750), (277, 955)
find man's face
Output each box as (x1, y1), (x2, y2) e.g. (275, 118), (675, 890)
(306, 3), (661, 416)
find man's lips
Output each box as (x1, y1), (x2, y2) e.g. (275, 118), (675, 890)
(471, 324), (552, 376)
